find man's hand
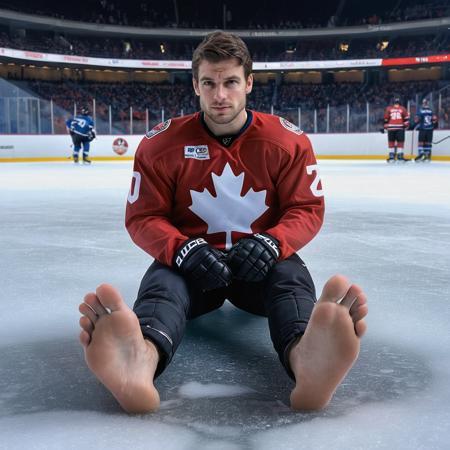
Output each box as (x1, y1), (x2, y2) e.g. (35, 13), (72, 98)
(379, 128), (385, 134)
(227, 233), (279, 282)
(174, 238), (232, 292)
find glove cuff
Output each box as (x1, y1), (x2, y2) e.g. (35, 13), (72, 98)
(174, 237), (208, 268)
(253, 233), (280, 259)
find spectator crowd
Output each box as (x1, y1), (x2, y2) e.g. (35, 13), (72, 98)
(0, 0), (449, 29)
(20, 78), (449, 132)
(1, 28), (449, 62)
(1, 0), (450, 133)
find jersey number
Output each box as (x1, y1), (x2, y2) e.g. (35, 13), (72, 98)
(390, 111), (402, 120)
(128, 171), (141, 204)
(74, 118), (87, 128)
(306, 164), (324, 197)
(127, 166), (324, 203)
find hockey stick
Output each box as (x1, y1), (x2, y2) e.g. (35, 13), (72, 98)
(432, 134), (450, 145)
(66, 142), (73, 159)
(410, 129), (415, 157)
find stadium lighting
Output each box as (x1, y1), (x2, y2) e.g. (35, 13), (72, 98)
(285, 42), (296, 53)
(339, 42), (349, 52)
(377, 40), (389, 51)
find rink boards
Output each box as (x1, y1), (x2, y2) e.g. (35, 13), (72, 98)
(1, 130), (450, 162)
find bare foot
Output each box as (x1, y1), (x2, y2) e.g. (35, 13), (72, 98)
(79, 283), (160, 413)
(289, 274), (368, 410)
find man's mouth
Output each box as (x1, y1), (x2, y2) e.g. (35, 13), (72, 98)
(212, 106), (231, 111)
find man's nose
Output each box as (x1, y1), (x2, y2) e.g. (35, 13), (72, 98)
(214, 85), (227, 101)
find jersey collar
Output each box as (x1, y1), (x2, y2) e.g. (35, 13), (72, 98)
(200, 110), (253, 147)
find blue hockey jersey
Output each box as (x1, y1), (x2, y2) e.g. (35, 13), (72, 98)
(415, 107), (437, 131)
(66, 114), (95, 137)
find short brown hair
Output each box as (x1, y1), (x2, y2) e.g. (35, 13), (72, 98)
(192, 31), (253, 80)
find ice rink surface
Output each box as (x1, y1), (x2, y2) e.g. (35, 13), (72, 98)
(0, 159), (449, 449)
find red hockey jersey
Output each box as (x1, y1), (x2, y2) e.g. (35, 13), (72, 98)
(384, 105), (410, 130)
(125, 111), (325, 266)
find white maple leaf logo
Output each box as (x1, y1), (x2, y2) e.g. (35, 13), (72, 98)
(189, 163), (268, 249)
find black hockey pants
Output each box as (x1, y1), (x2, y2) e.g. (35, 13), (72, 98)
(133, 253), (316, 379)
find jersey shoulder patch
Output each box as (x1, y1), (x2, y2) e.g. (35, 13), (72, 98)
(279, 117), (303, 135)
(145, 119), (171, 139)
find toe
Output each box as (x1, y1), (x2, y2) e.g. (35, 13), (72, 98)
(79, 302), (99, 323)
(351, 302), (369, 323)
(318, 275), (351, 303)
(79, 329), (91, 348)
(80, 315), (94, 334)
(340, 285), (363, 309)
(84, 293), (110, 316)
(355, 319), (367, 337)
(95, 283), (126, 312)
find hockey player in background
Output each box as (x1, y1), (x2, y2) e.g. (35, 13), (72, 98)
(78, 31), (368, 414)
(66, 106), (96, 164)
(414, 98), (438, 162)
(383, 97), (410, 163)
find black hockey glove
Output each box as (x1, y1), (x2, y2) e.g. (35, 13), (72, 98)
(174, 238), (232, 292)
(227, 233), (280, 282)
(88, 130), (96, 141)
(379, 128), (385, 134)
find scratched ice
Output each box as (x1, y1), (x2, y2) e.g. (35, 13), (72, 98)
(0, 160), (449, 449)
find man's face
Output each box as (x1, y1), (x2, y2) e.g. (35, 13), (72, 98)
(193, 58), (253, 133)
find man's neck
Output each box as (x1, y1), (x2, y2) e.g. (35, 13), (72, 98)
(201, 110), (252, 147)
(203, 109), (248, 136)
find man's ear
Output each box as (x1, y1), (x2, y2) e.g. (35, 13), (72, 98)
(245, 74), (253, 95)
(192, 78), (200, 96)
